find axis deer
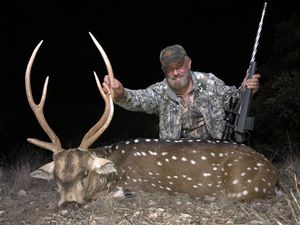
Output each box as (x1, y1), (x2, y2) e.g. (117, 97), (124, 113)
(26, 33), (278, 207)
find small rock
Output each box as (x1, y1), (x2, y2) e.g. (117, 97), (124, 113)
(59, 209), (68, 216)
(18, 190), (27, 197)
(0, 210), (5, 216)
(162, 212), (171, 219)
(148, 213), (158, 219)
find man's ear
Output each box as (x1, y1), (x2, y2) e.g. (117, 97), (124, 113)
(187, 58), (192, 69)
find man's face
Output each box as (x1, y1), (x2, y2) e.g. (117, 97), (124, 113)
(164, 58), (191, 94)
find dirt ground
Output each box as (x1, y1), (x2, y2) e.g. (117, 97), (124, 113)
(0, 174), (296, 225)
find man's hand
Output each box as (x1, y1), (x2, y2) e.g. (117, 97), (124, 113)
(241, 74), (261, 94)
(103, 75), (125, 100)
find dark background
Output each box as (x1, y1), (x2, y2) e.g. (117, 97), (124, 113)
(1, 0), (299, 150)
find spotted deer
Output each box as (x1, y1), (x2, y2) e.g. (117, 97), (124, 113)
(26, 33), (278, 207)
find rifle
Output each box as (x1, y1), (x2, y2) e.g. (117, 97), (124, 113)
(222, 2), (268, 143)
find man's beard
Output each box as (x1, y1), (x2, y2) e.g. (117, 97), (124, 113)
(166, 73), (191, 95)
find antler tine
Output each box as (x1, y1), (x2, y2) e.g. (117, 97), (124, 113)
(79, 72), (114, 150)
(79, 33), (115, 150)
(25, 40), (62, 153)
(88, 32), (115, 98)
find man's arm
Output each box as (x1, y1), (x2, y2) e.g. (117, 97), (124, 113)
(102, 75), (161, 115)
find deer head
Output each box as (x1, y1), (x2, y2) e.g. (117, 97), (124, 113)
(26, 33), (118, 207)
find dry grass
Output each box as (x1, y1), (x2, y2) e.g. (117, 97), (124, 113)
(1, 144), (300, 224)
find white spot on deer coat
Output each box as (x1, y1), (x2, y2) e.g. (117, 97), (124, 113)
(203, 173), (211, 177)
(201, 156), (207, 160)
(181, 157), (187, 162)
(172, 156), (177, 160)
(232, 179), (239, 184)
(149, 151), (157, 156)
(190, 160), (196, 164)
(242, 190), (248, 195)
(157, 161), (162, 166)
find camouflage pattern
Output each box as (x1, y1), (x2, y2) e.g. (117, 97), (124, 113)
(115, 71), (244, 140)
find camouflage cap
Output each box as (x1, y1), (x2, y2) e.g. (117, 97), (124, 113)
(159, 44), (188, 69)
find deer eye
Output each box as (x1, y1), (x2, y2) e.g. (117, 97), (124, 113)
(83, 170), (89, 178)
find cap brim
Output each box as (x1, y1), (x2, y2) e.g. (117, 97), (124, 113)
(162, 56), (185, 69)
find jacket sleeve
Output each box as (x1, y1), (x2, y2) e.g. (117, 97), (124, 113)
(114, 82), (163, 115)
(202, 72), (244, 108)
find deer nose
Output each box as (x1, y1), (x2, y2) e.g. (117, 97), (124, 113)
(59, 201), (82, 210)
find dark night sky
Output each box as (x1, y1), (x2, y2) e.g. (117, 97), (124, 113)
(1, 0), (299, 147)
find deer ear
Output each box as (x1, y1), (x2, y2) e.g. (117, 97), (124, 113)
(91, 157), (117, 175)
(30, 161), (54, 181)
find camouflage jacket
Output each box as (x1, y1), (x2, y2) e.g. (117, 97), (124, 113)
(115, 71), (244, 140)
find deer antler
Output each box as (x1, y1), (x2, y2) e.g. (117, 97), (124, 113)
(79, 32), (115, 150)
(25, 40), (62, 153)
